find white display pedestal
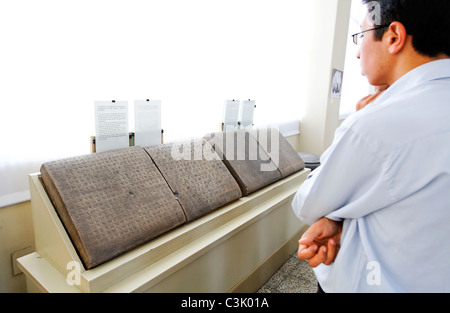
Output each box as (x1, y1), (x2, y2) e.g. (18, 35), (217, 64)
(19, 169), (310, 293)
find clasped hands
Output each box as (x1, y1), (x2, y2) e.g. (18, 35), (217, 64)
(297, 217), (343, 268)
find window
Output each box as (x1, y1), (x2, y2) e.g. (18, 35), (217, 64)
(0, 0), (314, 207)
(340, 0), (371, 119)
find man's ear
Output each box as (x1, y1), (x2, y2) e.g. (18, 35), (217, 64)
(386, 21), (408, 55)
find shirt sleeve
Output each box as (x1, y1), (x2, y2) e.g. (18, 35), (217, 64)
(292, 124), (395, 226)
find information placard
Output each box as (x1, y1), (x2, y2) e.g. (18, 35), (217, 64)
(134, 99), (161, 147)
(94, 100), (129, 153)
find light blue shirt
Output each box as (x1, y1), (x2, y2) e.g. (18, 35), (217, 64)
(292, 59), (450, 292)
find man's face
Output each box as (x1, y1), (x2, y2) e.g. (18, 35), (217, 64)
(356, 13), (391, 86)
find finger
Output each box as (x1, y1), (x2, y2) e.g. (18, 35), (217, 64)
(324, 239), (337, 266)
(297, 244), (317, 261)
(299, 224), (324, 245)
(297, 244), (318, 261)
(308, 246), (327, 268)
(298, 237), (315, 246)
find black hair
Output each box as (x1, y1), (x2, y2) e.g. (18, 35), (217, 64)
(361, 0), (450, 57)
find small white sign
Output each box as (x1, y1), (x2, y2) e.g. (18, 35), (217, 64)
(134, 99), (161, 147)
(94, 100), (129, 153)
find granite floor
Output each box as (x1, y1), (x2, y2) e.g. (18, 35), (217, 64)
(256, 251), (318, 293)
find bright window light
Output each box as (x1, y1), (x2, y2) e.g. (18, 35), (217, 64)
(0, 0), (314, 206)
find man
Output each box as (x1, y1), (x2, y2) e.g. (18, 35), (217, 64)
(292, 0), (450, 292)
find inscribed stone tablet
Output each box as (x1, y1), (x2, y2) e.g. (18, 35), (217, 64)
(298, 152), (320, 171)
(250, 128), (305, 178)
(40, 147), (186, 269)
(144, 139), (242, 222)
(204, 130), (282, 196)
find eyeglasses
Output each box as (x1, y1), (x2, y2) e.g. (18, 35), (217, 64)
(352, 25), (390, 45)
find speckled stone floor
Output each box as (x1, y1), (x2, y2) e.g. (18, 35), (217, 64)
(256, 251), (318, 293)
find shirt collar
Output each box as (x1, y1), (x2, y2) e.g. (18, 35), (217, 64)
(374, 59), (450, 105)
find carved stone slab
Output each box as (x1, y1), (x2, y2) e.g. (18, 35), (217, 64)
(298, 152), (320, 171)
(40, 147), (186, 269)
(250, 128), (305, 178)
(204, 130), (282, 196)
(145, 139), (242, 222)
